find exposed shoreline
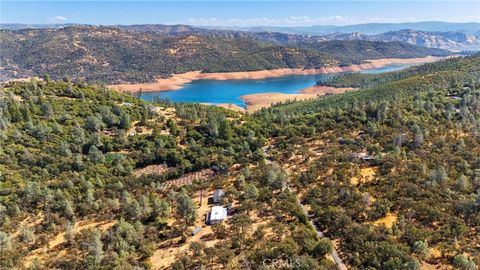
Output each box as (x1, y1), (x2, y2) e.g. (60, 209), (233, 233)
(240, 86), (355, 113)
(240, 93), (319, 113)
(108, 56), (445, 93)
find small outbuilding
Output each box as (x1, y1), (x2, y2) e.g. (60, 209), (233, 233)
(206, 206), (227, 225)
(212, 189), (225, 204)
(361, 155), (375, 161)
(352, 152), (375, 161)
(192, 226), (202, 236)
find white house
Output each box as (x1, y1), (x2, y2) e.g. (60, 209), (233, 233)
(207, 206), (227, 225)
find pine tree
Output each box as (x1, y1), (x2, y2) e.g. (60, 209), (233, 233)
(91, 230), (104, 266)
(176, 191), (197, 225)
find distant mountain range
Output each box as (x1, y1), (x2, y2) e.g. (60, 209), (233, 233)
(4, 21), (479, 34)
(220, 21), (480, 35)
(0, 23), (77, 30)
(326, 30), (480, 52)
(2, 21), (480, 51)
(116, 24), (480, 52)
(113, 23), (480, 52)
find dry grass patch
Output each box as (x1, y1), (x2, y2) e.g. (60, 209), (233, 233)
(12, 213), (44, 238)
(373, 213), (398, 228)
(149, 189), (218, 270)
(127, 121), (154, 136)
(152, 106), (178, 121)
(149, 241), (183, 270)
(351, 167), (378, 185)
(241, 92), (318, 112)
(429, 246), (443, 259)
(23, 219), (116, 268)
(216, 103), (246, 113)
(421, 261), (450, 270)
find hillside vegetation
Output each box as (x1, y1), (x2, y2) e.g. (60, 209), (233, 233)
(117, 24), (479, 51)
(0, 54), (479, 269)
(318, 55), (473, 88)
(254, 54), (480, 269)
(0, 26), (450, 84)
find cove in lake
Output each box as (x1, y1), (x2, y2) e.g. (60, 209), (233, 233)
(140, 64), (414, 107)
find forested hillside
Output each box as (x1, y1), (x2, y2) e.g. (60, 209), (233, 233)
(0, 55), (479, 269)
(0, 25), (450, 83)
(117, 24), (480, 51)
(298, 40), (449, 65)
(318, 55), (474, 88)
(254, 54), (480, 269)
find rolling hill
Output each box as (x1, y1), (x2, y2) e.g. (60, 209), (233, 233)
(0, 52), (478, 270)
(0, 25), (451, 83)
(117, 24), (480, 51)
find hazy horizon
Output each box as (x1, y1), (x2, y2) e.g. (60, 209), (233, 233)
(1, 1), (479, 26)
(2, 20), (480, 28)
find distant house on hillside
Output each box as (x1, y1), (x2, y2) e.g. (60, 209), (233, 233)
(361, 155), (375, 161)
(206, 206), (227, 225)
(212, 189), (225, 204)
(146, 104), (158, 114)
(121, 102), (134, 107)
(352, 152), (375, 161)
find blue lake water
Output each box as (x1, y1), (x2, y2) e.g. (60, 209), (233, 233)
(140, 64), (415, 107)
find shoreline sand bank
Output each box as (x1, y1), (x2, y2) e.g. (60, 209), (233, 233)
(240, 86), (355, 113)
(109, 56), (445, 93)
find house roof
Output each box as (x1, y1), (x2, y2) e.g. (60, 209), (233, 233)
(210, 206), (227, 221)
(213, 189), (225, 199)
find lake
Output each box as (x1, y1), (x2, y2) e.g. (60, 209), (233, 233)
(140, 64), (415, 107)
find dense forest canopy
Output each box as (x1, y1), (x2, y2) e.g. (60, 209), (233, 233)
(0, 25), (451, 84)
(0, 51), (479, 269)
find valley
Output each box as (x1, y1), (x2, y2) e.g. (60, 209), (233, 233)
(1, 52), (479, 270)
(1, 2), (480, 269)
(114, 57), (445, 112)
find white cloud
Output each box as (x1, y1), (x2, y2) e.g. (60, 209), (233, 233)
(180, 15), (480, 27)
(49, 16), (67, 24)
(182, 16), (411, 27)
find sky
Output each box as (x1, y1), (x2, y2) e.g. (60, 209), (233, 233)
(1, 1), (479, 26)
